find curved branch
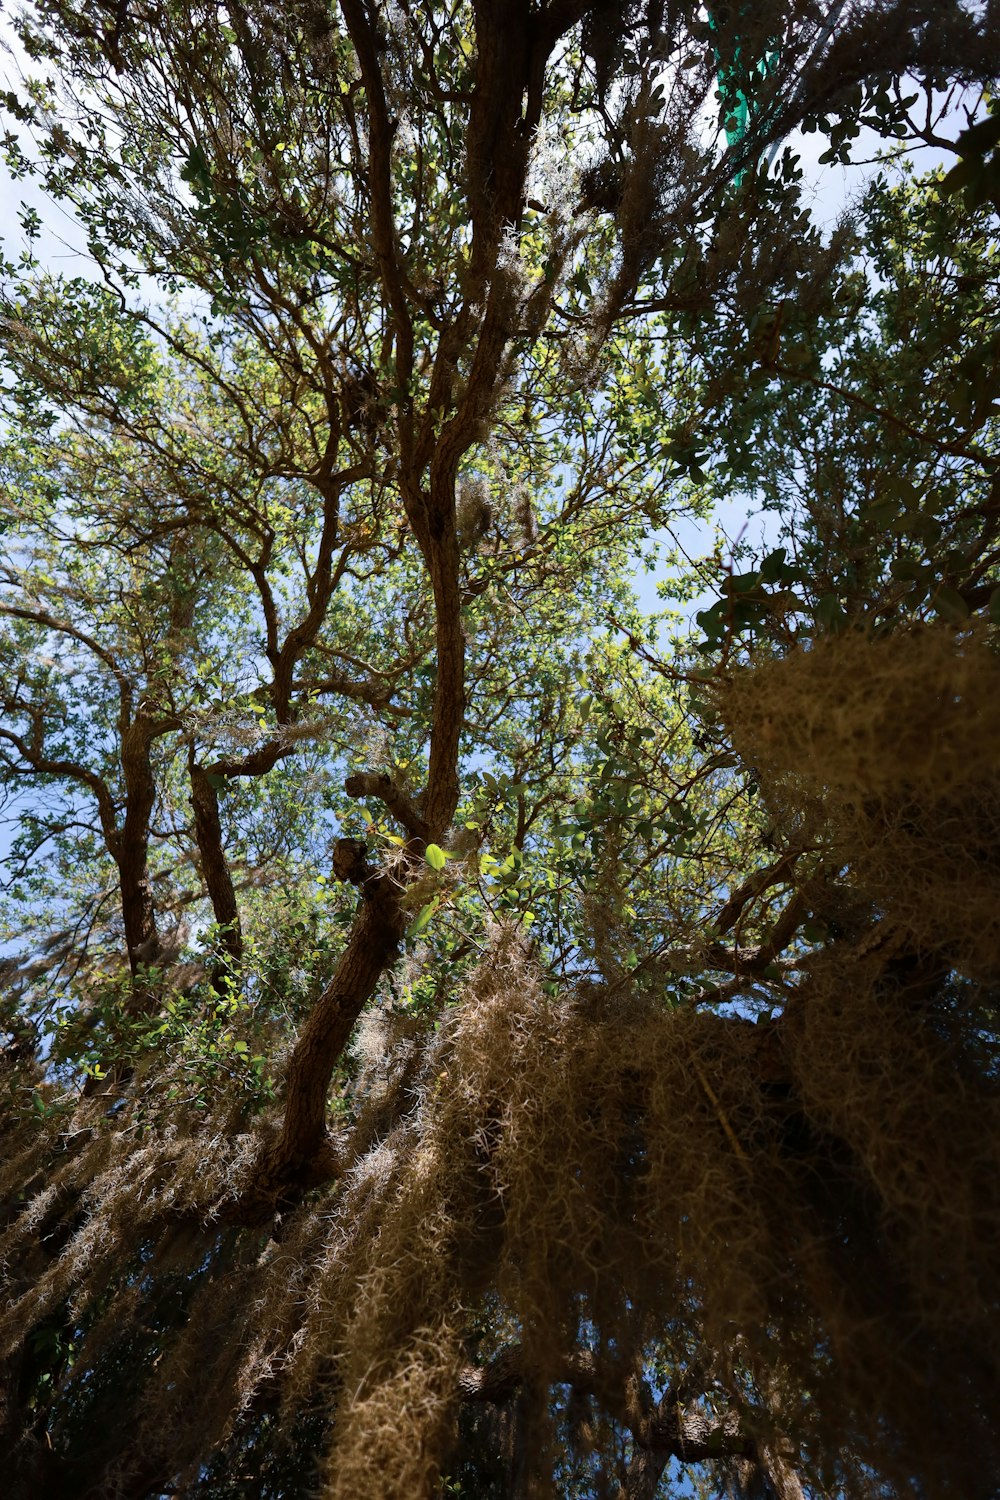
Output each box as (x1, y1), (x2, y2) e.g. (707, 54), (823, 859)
(246, 869), (406, 1211)
(344, 770), (430, 842)
(0, 725), (118, 846)
(339, 0), (415, 465)
(457, 1343), (756, 1461)
(189, 759), (243, 964)
(0, 601), (130, 692)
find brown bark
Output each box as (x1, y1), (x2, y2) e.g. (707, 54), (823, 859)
(457, 1345), (806, 1496)
(417, 481), (466, 836)
(189, 760), (243, 963)
(339, 0), (415, 468)
(344, 770), (429, 842)
(458, 1345), (768, 1478)
(250, 867), (406, 1208)
(114, 718), (161, 981)
(731, 1445), (807, 1500)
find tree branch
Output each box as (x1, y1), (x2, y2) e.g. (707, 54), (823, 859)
(0, 601), (130, 692)
(712, 853), (800, 938)
(0, 725), (118, 846)
(246, 869), (406, 1212)
(189, 759), (243, 964)
(344, 770), (430, 842)
(457, 1343), (757, 1462)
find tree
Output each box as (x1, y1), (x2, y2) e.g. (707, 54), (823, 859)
(1, 2), (998, 1496)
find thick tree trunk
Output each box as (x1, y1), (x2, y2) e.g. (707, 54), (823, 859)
(115, 720), (160, 980)
(117, 848), (158, 977)
(244, 865), (406, 1213)
(190, 760), (243, 963)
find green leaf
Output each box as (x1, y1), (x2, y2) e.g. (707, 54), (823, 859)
(727, 570), (762, 595)
(758, 547), (787, 584)
(425, 843), (447, 871)
(407, 898), (440, 939)
(814, 594), (846, 631)
(865, 497), (897, 528)
(954, 113), (1000, 156)
(931, 584), (969, 623)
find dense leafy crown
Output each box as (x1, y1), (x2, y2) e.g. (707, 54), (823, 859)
(1, 2), (999, 1497)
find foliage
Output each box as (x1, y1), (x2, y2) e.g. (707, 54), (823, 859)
(1, 3), (999, 1498)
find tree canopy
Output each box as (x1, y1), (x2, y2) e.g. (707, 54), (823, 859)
(1, 2), (999, 1497)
